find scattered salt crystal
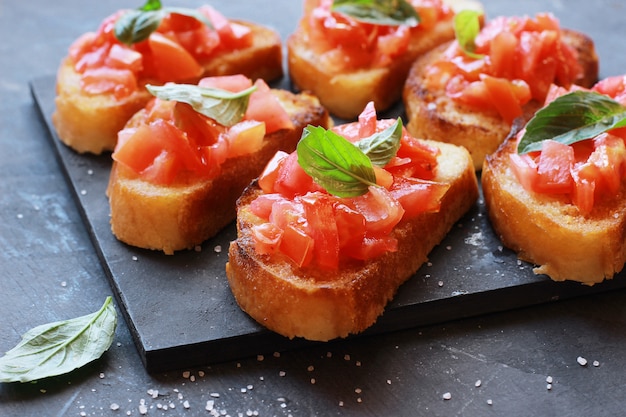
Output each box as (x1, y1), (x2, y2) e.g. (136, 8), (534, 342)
(99, 372), (105, 379)
(547, 384), (552, 390)
(61, 281), (67, 287)
(442, 392), (452, 400)
(183, 400), (190, 409)
(80, 190), (87, 196)
(138, 404), (148, 415)
(577, 356), (588, 366)
(344, 354), (351, 361)
(339, 401), (344, 407)
(182, 371), (191, 379)
(357, 397), (363, 403)
(241, 387), (247, 393)
(87, 169), (94, 175)
(210, 392), (220, 398)
(386, 379), (392, 385)
(593, 360), (600, 367)
(132, 256), (138, 261)
(279, 370), (286, 377)
(446, 245), (452, 250)
(214, 245), (222, 253)
(546, 376), (553, 384)
(475, 380), (481, 388)
(355, 388), (362, 394)
(307, 365), (314, 372)
(257, 355), (264, 361)
(206, 400), (215, 411)
(438, 280), (444, 287)
(273, 351), (281, 358)
(310, 378), (316, 384)
(356, 361), (361, 367)
(16, 213), (23, 219)
(198, 370), (205, 377)
(487, 399), (493, 405)
(190, 375), (196, 382)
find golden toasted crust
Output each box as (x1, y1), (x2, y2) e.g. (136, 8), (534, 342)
(286, 0), (484, 120)
(403, 28), (599, 170)
(482, 136), (626, 285)
(52, 21), (284, 155)
(106, 90), (331, 255)
(226, 140), (479, 341)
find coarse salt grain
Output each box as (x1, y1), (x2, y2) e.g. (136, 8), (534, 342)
(546, 376), (553, 384)
(206, 400), (214, 411)
(307, 365), (314, 372)
(475, 380), (481, 387)
(487, 399), (493, 405)
(183, 400), (190, 409)
(279, 371), (286, 377)
(577, 356), (588, 366)
(593, 360), (600, 367)
(442, 392), (452, 400)
(214, 245), (222, 253)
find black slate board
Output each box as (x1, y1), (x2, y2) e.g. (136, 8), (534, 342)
(31, 75), (626, 373)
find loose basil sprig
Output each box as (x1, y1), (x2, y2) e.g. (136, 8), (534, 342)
(297, 118), (403, 197)
(454, 9), (484, 59)
(115, 0), (212, 45)
(517, 90), (626, 154)
(146, 83), (256, 127)
(331, 0), (420, 27)
(0, 297), (117, 383)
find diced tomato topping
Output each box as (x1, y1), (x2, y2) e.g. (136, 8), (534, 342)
(68, 6), (251, 99)
(249, 104), (451, 268)
(426, 13), (583, 124)
(198, 74), (253, 91)
(251, 223), (283, 255)
(246, 80), (294, 134)
(112, 75), (290, 185)
(510, 83), (626, 215)
(80, 67), (137, 100)
(299, 0), (452, 71)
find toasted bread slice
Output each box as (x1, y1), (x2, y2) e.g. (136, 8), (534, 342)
(53, 20), (283, 155)
(482, 136), (626, 285)
(286, 0), (483, 120)
(226, 139), (478, 341)
(106, 90), (331, 255)
(403, 28), (599, 170)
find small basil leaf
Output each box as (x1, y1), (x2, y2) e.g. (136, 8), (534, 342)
(331, 0), (420, 27)
(0, 297), (117, 383)
(114, 0), (213, 45)
(454, 9), (484, 59)
(518, 91), (626, 154)
(297, 125), (377, 197)
(140, 0), (162, 11)
(115, 9), (164, 45)
(355, 118), (403, 167)
(146, 83), (256, 127)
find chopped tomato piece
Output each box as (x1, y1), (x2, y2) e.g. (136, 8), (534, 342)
(358, 101), (378, 138)
(81, 67), (136, 99)
(481, 75), (524, 125)
(250, 193), (286, 220)
(535, 140), (575, 194)
(173, 102), (223, 147)
(333, 203), (366, 251)
(390, 177), (450, 218)
(251, 223), (283, 255)
(258, 151), (289, 194)
(246, 80), (294, 133)
(147, 32), (204, 81)
(343, 236), (398, 261)
(226, 120), (266, 158)
(351, 186), (404, 236)
(279, 225), (314, 267)
(198, 74), (253, 91)
(302, 193), (340, 270)
(273, 152), (317, 198)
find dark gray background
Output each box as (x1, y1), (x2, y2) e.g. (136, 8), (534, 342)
(2, 1), (626, 416)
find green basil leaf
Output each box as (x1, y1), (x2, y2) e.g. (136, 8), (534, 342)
(355, 118), (403, 167)
(0, 297), (117, 383)
(114, 0), (213, 45)
(518, 91), (626, 154)
(331, 0), (420, 27)
(454, 9), (484, 59)
(146, 83), (256, 127)
(115, 9), (164, 45)
(297, 125), (377, 197)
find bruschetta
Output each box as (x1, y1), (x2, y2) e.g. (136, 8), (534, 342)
(286, 0), (483, 120)
(106, 75), (331, 254)
(403, 11), (599, 169)
(482, 78), (626, 285)
(225, 102), (478, 341)
(53, 1), (283, 154)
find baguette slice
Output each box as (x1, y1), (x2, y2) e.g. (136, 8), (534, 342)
(106, 89), (331, 255)
(53, 19), (283, 155)
(286, 0), (483, 120)
(403, 28), (599, 170)
(482, 136), (626, 285)
(226, 139), (478, 341)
